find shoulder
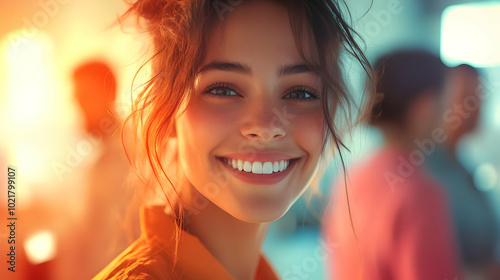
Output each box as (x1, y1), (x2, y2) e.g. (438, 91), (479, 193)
(388, 170), (453, 235)
(92, 237), (175, 280)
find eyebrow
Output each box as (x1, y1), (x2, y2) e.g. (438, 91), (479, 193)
(197, 60), (313, 77)
(198, 61), (251, 75)
(277, 64), (312, 77)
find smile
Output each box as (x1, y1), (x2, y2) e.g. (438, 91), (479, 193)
(216, 156), (299, 185)
(219, 157), (291, 174)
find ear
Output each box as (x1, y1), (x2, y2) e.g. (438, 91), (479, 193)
(167, 121), (177, 139)
(161, 137), (179, 186)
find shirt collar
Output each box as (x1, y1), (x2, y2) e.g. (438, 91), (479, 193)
(141, 205), (278, 280)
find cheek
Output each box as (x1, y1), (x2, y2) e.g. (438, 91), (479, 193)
(184, 100), (227, 135)
(176, 100), (236, 176)
(291, 108), (326, 156)
(180, 100), (235, 143)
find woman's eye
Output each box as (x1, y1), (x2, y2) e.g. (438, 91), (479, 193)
(203, 82), (239, 98)
(283, 89), (319, 101)
(207, 88), (238, 96)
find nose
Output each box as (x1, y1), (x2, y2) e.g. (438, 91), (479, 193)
(240, 101), (286, 142)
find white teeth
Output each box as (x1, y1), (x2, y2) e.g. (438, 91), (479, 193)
(224, 158), (292, 174)
(273, 161), (279, 172)
(252, 162), (263, 174)
(243, 161), (252, 172)
(263, 162), (273, 174)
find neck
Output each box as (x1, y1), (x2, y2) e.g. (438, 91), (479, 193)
(85, 112), (118, 138)
(378, 124), (414, 150)
(443, 130), (459, 158)
(178, 180), (268, 280)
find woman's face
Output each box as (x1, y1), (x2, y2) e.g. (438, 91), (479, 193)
(175, 1), (326, 223)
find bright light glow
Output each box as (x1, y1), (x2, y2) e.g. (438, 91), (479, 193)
(494, 107), (500, 127)
(24, 231), (57, 265)
(3, 30), (55, 125)
(441, 2), (500, 67)
(0, 30), (76, 187)
(474, 163), (498, 192)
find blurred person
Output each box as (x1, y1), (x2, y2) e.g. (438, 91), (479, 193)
(324, 50), (463, 280)
(425, 64), (500, 279)
(55, 61), (140, 280)
(91, 0), (375, 279)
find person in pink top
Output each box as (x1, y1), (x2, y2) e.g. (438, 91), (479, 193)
(324, 50), (463, 280)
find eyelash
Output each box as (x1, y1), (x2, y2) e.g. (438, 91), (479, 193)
(283, 86), (320, 102)
(203, 82), (239, 99)
(203, 82), (320, 102)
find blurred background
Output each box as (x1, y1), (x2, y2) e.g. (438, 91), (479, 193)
(0, 0), (498, 279)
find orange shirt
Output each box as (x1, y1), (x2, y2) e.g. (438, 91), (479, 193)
(93, 206), (278, 280)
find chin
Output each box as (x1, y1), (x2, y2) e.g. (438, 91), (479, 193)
(227, 197), (297, 224)
(233, 211), (287, 224)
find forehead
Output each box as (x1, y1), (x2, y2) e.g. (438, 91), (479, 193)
(203, 2), (308, 67)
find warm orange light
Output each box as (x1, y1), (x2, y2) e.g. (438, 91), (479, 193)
(24, 231), (57, 265)
(0, 30), (75, 190)
(3, 30), (55, 126)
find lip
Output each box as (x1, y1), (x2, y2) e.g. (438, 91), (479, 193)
(217, 156), (299, 185)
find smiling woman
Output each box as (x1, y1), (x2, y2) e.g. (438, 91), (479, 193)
(93, 0), (373, 279)
(177, 4), (327, 224)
